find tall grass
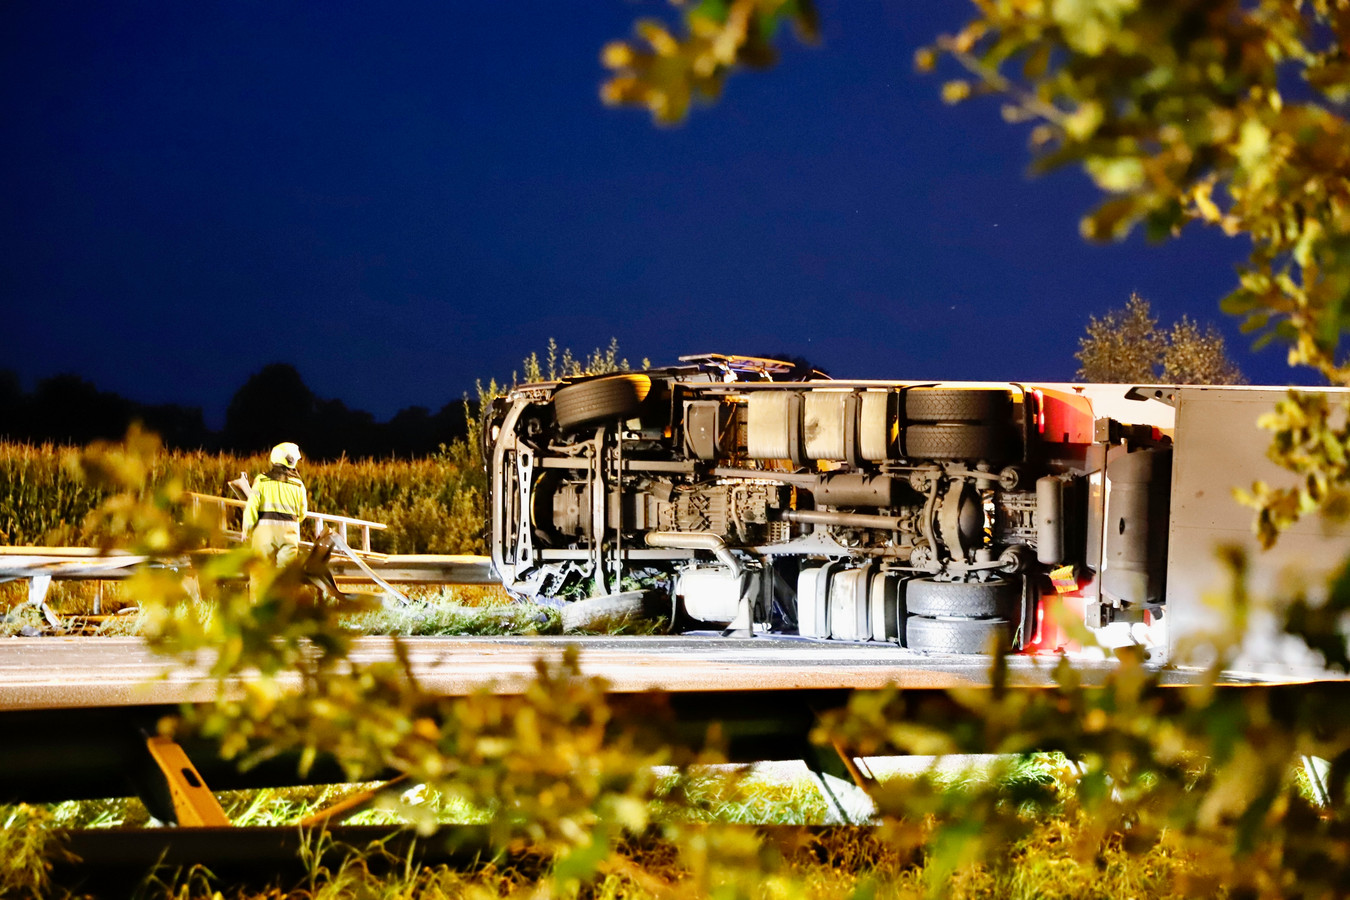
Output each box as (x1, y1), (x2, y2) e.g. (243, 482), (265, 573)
(0, 582), (545, 633)
(0, 805), (64, 896)
(0, 440), (485, 554)
(0, 443), (102, 546)
(1, 766), (1209, 899)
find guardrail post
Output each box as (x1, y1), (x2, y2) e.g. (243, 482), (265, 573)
(26, 574), (61, 629)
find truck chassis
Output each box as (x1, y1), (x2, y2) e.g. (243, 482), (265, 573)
(486, 355), (1178, 654)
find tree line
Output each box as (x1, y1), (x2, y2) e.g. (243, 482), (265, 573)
(0, 363), (468, 461)
(0, 307), (1244, 460)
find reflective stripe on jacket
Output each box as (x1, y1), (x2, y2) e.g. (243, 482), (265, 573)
(243, 471), (308, 535)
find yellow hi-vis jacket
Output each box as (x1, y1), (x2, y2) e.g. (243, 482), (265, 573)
(242, 468), (308, 535)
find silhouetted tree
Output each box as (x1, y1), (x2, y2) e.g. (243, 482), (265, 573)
(0, 369), (22, 440)
(139, 403), (210, 450)
(27, 374), (136, 445)
(309, 397), (376, 461)
(432, 400), (470, 445)
(3, 362), (474, 460)
(222, 363), (318, 455)
(0, 371), (209, 448)
(386, 405), (435, 458)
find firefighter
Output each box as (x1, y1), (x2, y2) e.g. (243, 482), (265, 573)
(243, 441), (309, 572)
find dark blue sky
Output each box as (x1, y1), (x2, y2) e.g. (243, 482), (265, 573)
(2, 2), (1296, 426)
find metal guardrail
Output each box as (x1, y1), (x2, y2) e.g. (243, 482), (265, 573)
(0, 548), (157, 624)
(0, 547), (497, 585)
(0, 478), (497, 628)
(0, 545), (498, 629)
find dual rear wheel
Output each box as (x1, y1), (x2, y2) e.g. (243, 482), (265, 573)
(902, 389), (1025, 651)
(902, 388), (1017, 464)
(904, 576), (1020, 654)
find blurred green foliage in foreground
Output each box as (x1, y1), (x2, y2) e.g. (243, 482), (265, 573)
(2, 760), (1215, 899)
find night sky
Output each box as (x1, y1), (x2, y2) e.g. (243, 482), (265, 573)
(2, 2), (1301, 428)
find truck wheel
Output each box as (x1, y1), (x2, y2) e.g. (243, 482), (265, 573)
(905, 615), (1014, 654)
(553, 374), (652, 432)
(903, 424), (1010, 462)
(905, 388), (1010, 423)
(906, 577), (1018, 618)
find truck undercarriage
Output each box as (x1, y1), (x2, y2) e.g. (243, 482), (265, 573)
(487, 356), (1173, 654)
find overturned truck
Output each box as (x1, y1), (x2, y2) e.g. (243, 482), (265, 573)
(485, 354), (1348, 663)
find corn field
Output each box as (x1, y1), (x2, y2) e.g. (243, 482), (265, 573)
(0, 439), (486, 554)
(0, 340), (641, 552)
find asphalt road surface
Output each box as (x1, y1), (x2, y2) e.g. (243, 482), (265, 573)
(0, 634), (1259, 712)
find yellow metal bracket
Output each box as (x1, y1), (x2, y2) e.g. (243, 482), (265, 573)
(144, 736), (231, 827)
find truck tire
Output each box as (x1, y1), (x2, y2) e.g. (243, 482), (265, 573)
(905, 389), (1009, 423)
(904, 424), (1010, 462)
(553, 375), (652, 432)
(905, 615), (1015, 654)
(906, 577), (1019, 618)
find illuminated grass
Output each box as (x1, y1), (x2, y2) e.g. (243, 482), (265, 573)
(0, 440), (486, 553)
(1, 800), (1209, 900)
(340, 587), (561, 637)
(0, 751), (1247, 899)
(1, 581), (566, 638)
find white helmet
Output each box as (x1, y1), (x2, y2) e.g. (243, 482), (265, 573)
(269, 442), (302, 468)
